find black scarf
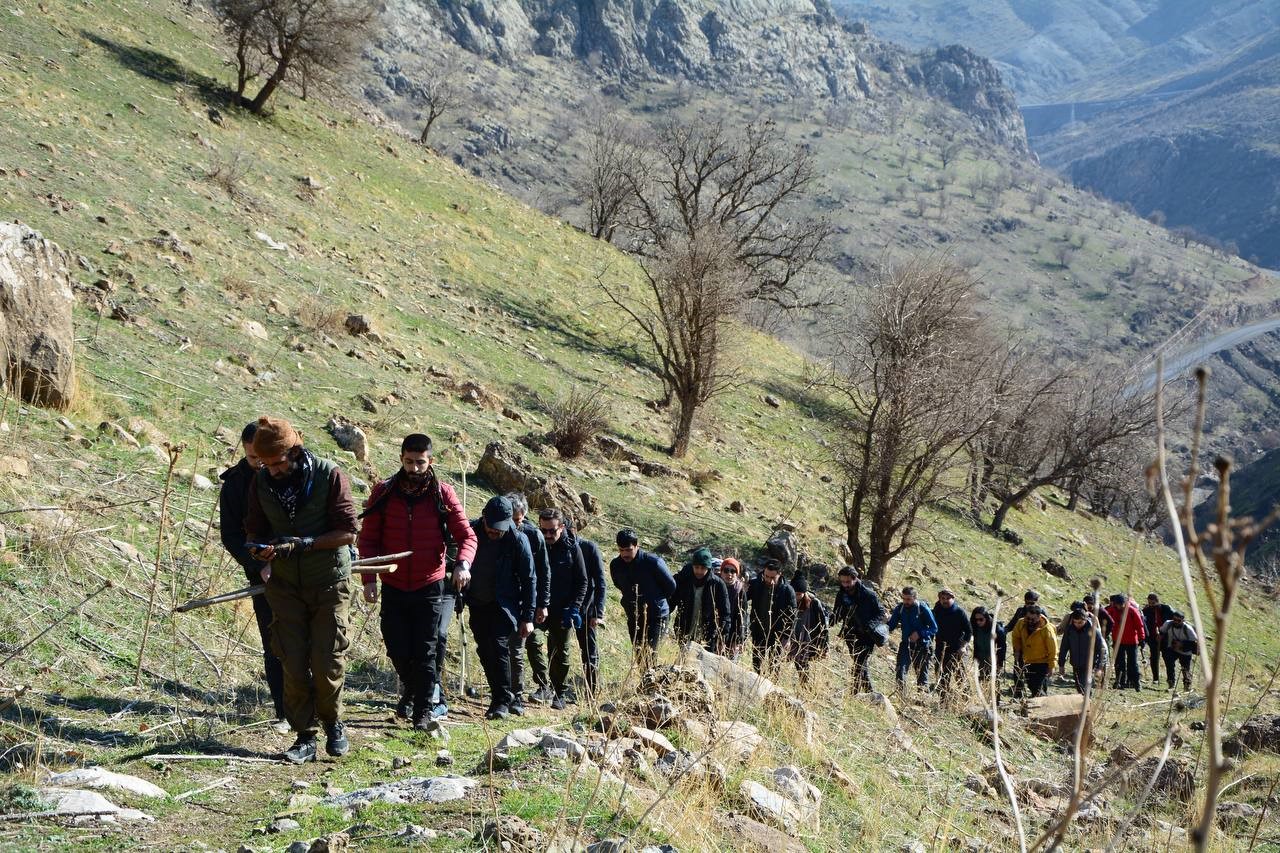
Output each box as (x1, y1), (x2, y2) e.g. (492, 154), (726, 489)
(266, 448), (315, 519)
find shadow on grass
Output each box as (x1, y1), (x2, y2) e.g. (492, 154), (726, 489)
(81, 30), (237, 109)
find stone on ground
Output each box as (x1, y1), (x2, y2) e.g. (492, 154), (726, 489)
(1223, 713), (1280, 756)
(38, 788), (153, 822)
(1024, 694), (1093, 746)
(324, 775), (476, 807)
(740, 780), (808, 836)
(711, 721), (763, 762)
(0, 221), (75, 408)
(46, 767), (167, 799)
(716, 812), (807, 852)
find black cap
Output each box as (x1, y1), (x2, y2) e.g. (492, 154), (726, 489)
(616, 528), (639, 547)
(483, 496), (515, 532)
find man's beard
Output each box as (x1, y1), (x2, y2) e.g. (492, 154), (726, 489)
(270, 462), (296, 481)
(404, 470), (429, 485)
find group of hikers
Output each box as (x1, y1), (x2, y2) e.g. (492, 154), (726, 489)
(218, 417), (1200, 764)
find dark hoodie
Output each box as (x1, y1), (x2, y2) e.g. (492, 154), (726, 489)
(933, 599), (971, 650)
(671, 565), (731, 652)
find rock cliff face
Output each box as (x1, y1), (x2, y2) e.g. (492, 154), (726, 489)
(385, 0), (1028, 152)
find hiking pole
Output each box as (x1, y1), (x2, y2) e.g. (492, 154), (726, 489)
(0, 580), (113, 670)
(174, 563), (399, 612)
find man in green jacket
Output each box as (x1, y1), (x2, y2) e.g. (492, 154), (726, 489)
(245, 416), (359, 764)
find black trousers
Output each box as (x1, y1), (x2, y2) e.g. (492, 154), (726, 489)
(1114, 643), (1141, 690)
(625, 603), (666, 659)
(1162, 648), (1193, 688)
(1025, 662), (1050, 697)
(751, 632), (785, 677)
(545, 621), (574, 693)
(250, 590), (285, 718)
(469, 601), (516, 709)
(380, 581), (450, 715)
(845, 638), (875, 693)
(509, 627), (549, 696)
(937, 643), (965, 698)
(1147, 637), (1162, 682)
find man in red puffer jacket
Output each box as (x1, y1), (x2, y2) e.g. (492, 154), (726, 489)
(359, 434), (477, 728)
(1104, 593), (1146, 691)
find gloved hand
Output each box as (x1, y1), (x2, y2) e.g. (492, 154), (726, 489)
(269, 536), (314, 558)
(561, 606), (583, 630)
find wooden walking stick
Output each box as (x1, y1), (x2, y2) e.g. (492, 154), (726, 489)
(174, 563), (399, 613)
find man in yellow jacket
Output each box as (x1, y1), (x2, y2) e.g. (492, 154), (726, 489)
(1010, 605), (1058, 697)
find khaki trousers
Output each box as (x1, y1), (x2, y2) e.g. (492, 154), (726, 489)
(266, 577), (351, 738)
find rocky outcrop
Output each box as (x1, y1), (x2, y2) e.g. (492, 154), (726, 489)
(474, 441), (595, 528)
(909, 45), (1028, 154)
(0, 221), (75, 409)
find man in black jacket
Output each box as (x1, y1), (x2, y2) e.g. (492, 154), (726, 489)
(831, 566), (884, 694)
(747, 561), (797, 676)
(932, 589), (971, 701)
(465, 496), (536, 720)
(575, 531), (607, 696)
(218, 421), (286, 727)
(671, 547), (731, 654)
(506, 493), (551, 711)
(1142, 593), (1175, 686)
(536, 508), (588, 710)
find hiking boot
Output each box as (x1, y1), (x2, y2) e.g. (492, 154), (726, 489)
(508, 699), (526, 717)
(284, 736), (317, 764)
(562, 685), (578, 705)
(550, 693), (566, 711)
(529, 685), (555, 704)
(395, 694), (412, 720)
(324, 721), (349, 757)
(270, 718), (292, 735)
(484, 704), (509, 720)
(429, 702), (449, 720)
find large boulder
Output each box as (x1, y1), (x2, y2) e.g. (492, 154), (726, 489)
(1024, 694), (1093, 747)
(0, 221), (75, 408)
(764, 528), (799, 570)
(1223, 714), (1280, 756)
(474, 441), (594, 528)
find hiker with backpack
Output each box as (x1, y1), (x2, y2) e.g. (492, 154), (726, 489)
(464, 496), (536, 720)
(747, 560), (797, 676)
(1158, 611), (1198, 692)
(218, 420), (285, 729)
(888, 587), (938, 694)
(831, 566), (886, 694)
(718, 557), (749, 660)
(932, 588), (970, 701)
(610, 528), (677, 667)
(1057, 607), (1106, 694)
(358, 434), (477, 729)
(1011, 605), (1057, 697)
(574, 528), (608, 696)
(534, 507), (588, 710)
(788, 575), (829, 685)
(671, 547), (731, 654)
(1142, 592), (1175, 686)
(243, 416), (359, 764)
(505, 493), (552, 713)
(969, 606), (1006, 691)
(1104, 593), (1146, 691)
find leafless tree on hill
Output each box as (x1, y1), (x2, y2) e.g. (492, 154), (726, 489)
(212, 0), (376, 114)
(598, 117), (830, 457)
(817, 258), (996, 585)
(414, 49), (465, 147)
(575, 109), (646, 243)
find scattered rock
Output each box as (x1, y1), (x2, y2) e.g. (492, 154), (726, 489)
(286, 793), (320, 810)
(764, 394), (781, 408)
(656, 749), (727, 791)
(474, 441), (590, 528)
(324, 775), (476, 807)
(540, 732), (588, 763)
(479, 814), (542, 849)
(391, 756), (411, 770)
(1216, 801), (1260, 826)
(717, 812), (807, 852)
(740, 780), (808, 836)
(192, 473), (215, 490)
(1040, 558), (1070, 580)
(325, 415), (368, 462)
(254, 231), (288, 251)
(763, 692), (817, 745)
(436, 749), (453, 767)
(268, 818), (301, 834)
(46, 767), (167, 799)
(856, 691), (899, 728)
(771, 766), (822, 831)
(594, 434), (632, 460)
(729, 500), (745, 514)
(0, 455), (30, 477)
(764, 529), (799, 570)
(241, 319), (269, 341)
(1224, 714), (1280, 756)
(820, 759), (860, 797)
(1, 221), (76, 408)
(497, 728), (545, 750)
(1126, 757), (1195, 801)
(394, 823), (438, 843)
(711, 721), (763, 763)
(631, 726), (676, 757)
(344, 314), (373, 337)
(580, 491), (600, 514)
(356, 393), (378, 413)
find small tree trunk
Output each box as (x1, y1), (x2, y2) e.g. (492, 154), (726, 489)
(669, 398), (696, 458)
(248, 64), (287, 114)
(419, 113), (437, 145)
(991, 498), (1015, 533)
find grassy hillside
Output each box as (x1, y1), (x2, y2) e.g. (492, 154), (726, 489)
(0, 1), (1278, 850)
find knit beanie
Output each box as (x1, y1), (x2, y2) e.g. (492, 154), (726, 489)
(791, 574), (809, 594)
(251, 416), (301, 459)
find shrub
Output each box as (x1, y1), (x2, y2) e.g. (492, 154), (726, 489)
(547, 386), (609, 458)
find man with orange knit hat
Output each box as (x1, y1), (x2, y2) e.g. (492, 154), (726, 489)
(244, 416), (359, 764)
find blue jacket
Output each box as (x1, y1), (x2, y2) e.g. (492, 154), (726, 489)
(466, 519), (536, 627)
(888, 601), (937, 643)
(609, 550), (676, 617)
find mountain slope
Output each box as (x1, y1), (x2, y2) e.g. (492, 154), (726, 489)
(0, 1), (1278, 850)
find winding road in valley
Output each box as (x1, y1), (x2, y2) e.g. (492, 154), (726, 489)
(1134, 315), (1280, 392)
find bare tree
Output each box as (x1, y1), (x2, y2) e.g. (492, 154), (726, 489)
(939, 139), (964, 169)
(574, 109), (645, 243)
(818, 259), (995, 584)
(212, 0), (376, 114)
(414, 49), (465, 147)
(977, 360), (1159, 533)
(600, 117), (830, 456)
